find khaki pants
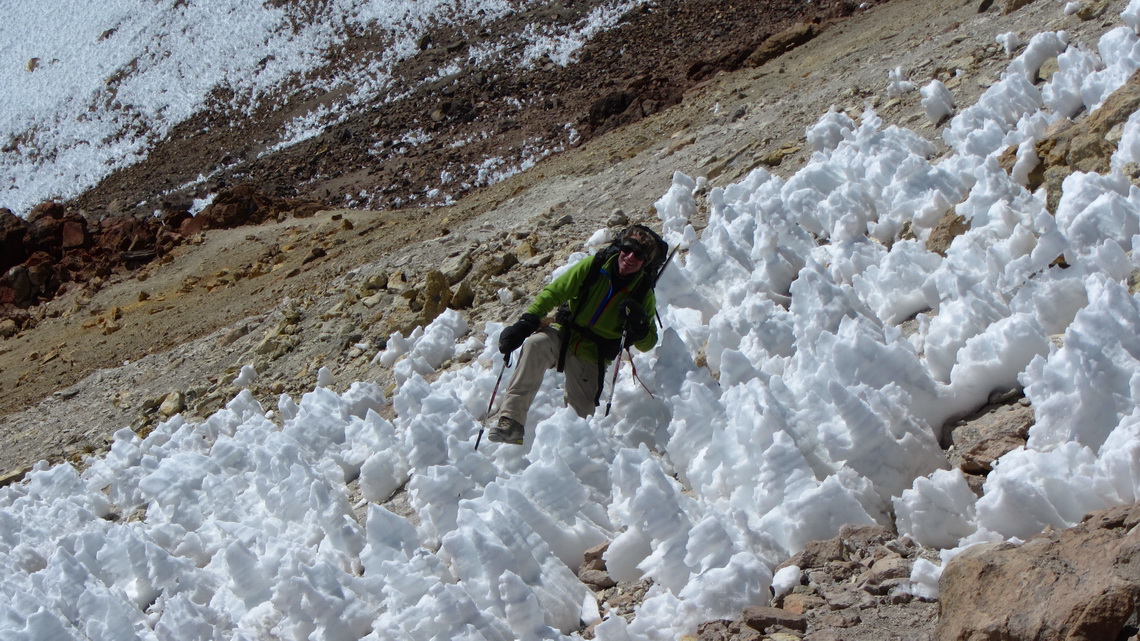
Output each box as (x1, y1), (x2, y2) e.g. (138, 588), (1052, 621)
(498, 326), (600, 426)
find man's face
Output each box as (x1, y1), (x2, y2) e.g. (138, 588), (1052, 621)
(617, 241), (647, 276)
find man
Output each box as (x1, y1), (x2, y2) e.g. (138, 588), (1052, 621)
(489, 224), (663, 444)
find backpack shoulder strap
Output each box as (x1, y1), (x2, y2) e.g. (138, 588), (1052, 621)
(576, 244), (618, 304)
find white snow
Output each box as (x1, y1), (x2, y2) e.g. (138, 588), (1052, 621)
(921, 79), (956, 124)
(7, 2), (1140, 641)
(232, 365), (258, 387)
(0, 0), (653, 217)
(886, 66), (916, 98)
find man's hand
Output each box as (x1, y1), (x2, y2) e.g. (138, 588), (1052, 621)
(498, 313), (540, 354)
(620, 299), (650, 344)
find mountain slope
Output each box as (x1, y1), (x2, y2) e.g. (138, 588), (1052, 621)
(2, 0), (1102, 472)
(2, 1), (1137, 638)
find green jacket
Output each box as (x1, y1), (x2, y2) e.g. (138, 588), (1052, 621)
(526, 253), (658, 364)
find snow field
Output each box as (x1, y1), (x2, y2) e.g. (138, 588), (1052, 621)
(0, 0), (651, 215)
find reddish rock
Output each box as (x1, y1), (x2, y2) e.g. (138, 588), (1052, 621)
(26, 201), (64, 223)
(180, 214), (207, 236)
(24, 251), (58, 296)
(160, 209), (192, 232)
(61, 216), (89, 250)
(0, 208), (29, 273)
(0, 186), (318, 319)
(97, 216), (161, 257)
(26, 215), (64, 258)
(197, 184), (270, 229)
(0, 281), (22, 306)
(192, 184), (322, 231)
(56, 250), (97, 282)
(290, 201), (324, 218)
(3, 265), (33, 306)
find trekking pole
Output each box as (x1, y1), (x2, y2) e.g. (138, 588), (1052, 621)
(604, 326), (628, 417)
(475, 352), (510, 450)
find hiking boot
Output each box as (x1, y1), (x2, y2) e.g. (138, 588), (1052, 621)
(488, 416), (524, 445)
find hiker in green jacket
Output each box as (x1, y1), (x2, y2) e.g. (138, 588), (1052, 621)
(490, 224), (664, 445)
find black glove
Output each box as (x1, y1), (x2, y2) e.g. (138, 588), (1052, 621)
(499, 313), (540, 354)
(620, 299), (650, 344)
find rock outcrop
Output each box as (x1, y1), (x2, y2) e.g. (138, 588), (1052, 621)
(937, 503), (1140, 641)
(0, 186), (324, 334)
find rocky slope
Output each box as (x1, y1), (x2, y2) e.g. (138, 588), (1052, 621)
(4, 0), (1140, 639)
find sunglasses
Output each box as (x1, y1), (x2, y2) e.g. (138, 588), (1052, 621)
(619, 242), (649, 262)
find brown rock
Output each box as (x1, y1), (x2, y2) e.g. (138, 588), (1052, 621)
(926, 210), (969, 257)
(822, 560), (863, 583)
(0, 208), (29, 274)
(837, 523), (894, 551)
(60, 216), (89, 250)
(746, 23), (817, 68)
(450, 281), (476, 310)
(1075, 0), (1110, 20)
(819, 584), (876, 610)
(804, 632), (844, 641)
(25, 252), (58, 296)
(26, 215), (64, 257)
(1068, 132), (1116, 173)
(1035, 69), (1140, 211)
(3, 265), (33, 305)
(781, 593), (826, 614)
(694, 619), (763, 641)
(418, 270), (452, 324)
(588, 91), (635, 128)
(26, 201), (64, 223)
(780, 536), (846, 571)
(742, 605), (807, 633)
(473, 251), (519, 279)
(945, 402), (1033, 473)
(197, 184), (267, 229)
(160, 209), (192, 233)
(180, 215), (207, 236)
(193, 184), (322, 230)
(818, 609), (862, 628)
(937, 503), (1140, 641)
(0, 466), (30, 488)
(442, 253), (472, 285)
(97, 216), (162, 260)
(578, 569), (617, 589)
(1003, 0), (1039, 13)
(302, 246), (327, 265)
(581, 542), (609, 573)
(996, 144), (1019, 175)
(859, 555), (912, 587)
